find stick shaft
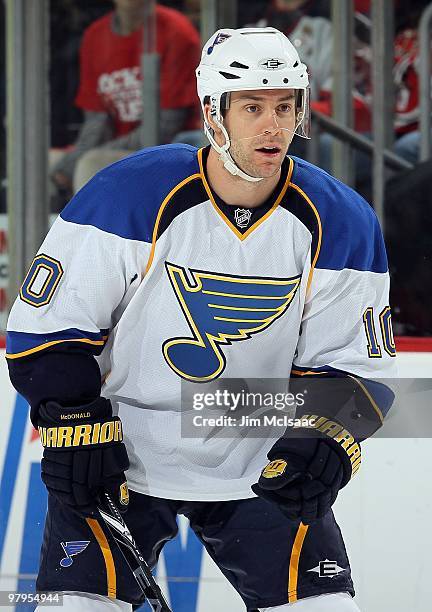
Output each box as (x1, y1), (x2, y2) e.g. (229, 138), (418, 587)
(97, 492), (172, 612)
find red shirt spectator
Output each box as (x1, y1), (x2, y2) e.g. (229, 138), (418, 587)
(75, 6), (200, 137)
(393, 28), (421, 134)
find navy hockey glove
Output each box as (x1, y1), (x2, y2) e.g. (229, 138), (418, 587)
(252, 417), (361, 524)
(38, 397), (130, 517)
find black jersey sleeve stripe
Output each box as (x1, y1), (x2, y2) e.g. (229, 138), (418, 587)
(7, 346), (104, 427)
(280, 167), (322, 292)
(144, 172), (203, 274)
(290, 364), (394, 440)
(6, 328), (109, 360)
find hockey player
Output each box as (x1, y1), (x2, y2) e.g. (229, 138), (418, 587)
(6, 27), (396, 612)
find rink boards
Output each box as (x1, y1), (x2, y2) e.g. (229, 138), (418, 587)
(1, 350), (432, 612)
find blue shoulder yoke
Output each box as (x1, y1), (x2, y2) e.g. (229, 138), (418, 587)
(290, 157), (388, 273)
(61, 144), (200, 243)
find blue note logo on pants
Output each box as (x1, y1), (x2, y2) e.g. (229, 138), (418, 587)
(60, 540), (90, 567)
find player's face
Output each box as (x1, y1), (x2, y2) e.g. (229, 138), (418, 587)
(224, 89), (297, 179)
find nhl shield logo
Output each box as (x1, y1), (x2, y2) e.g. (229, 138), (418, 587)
(234, 208), (252, 228)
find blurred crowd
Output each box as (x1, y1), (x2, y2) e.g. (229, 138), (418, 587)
(0, 0), (431, 334)
(49, 0), (432, 192)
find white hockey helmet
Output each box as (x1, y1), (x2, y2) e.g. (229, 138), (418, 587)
(196, 27), (311, 182)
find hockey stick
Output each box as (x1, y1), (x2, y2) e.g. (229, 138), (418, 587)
(97, 491), (172, 612)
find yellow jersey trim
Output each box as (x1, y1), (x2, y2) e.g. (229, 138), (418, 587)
(286, 181), (322, 294)
(291, 369), (384, 423)
(290, 369), (329, 376)
(144, 172), (202, 275)
(288, 522), (309, 602)
(86, 518), (117, 599)
(197, 148), (294, 241)
(6, 335), (108, 360)
(348, 375), (384, 424)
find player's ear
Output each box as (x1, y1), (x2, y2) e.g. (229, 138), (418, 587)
(204, 104), (222, 135)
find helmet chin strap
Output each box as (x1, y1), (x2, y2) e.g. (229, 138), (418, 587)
(204, 105), (295, 183)
(204, 110), (264, 183)
(203, 96), (264, 183)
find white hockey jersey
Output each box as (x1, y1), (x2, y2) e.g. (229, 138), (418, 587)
(6, 144), (397, 501)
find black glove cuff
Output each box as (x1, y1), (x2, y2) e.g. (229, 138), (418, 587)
(268, 416), (362, 488)
(38, 398), (123, 451)
(38, 397), (112, 424)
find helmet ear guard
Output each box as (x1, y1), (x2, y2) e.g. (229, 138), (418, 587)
(293, 88), (311, 140)
(210, 95), (218, 117)
(203, 92), (263, 183)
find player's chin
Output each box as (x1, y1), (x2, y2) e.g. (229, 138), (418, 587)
(252, 153), (283, 175)
(256, 164), (280, 179)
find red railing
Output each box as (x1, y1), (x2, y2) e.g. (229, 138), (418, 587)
(0, 336), (431, 352)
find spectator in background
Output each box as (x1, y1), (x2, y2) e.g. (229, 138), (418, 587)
(316, 0), (432, 174)
(391, 0), (432, 165)
(52, 0), (201, 194)
(256, 1), (431, 189)
(50, 0), (113, 150)
(246, 0), (333, 102)
(244, 0), (335, 162)
(312, 3), (374, 188)
(349, 0), (432, 167)
(249, 0), (375, 135)
(183, 0), (200, 30)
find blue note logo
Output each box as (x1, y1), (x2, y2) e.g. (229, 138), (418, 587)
(60, 540), (90, 567)
(163, 262), (301, 381)
(207, 32), (231, 55)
